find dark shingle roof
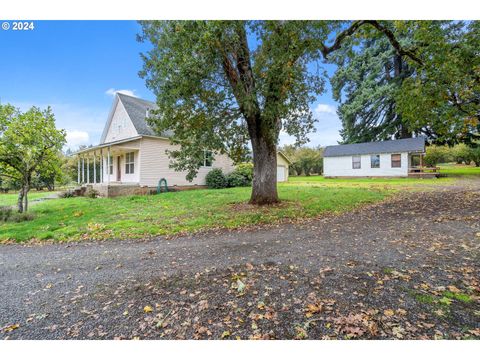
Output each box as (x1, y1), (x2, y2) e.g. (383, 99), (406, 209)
(116, 93), (173, 138)
(323, 138), (425, 157)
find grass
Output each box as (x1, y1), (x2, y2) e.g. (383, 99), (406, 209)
(437, 163), (480, 177)
(0, 163), (478, 243)
(0, 191), (53, 207)
(0, 184), (387, 243)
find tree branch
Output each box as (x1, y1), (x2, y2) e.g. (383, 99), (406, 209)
(321, 20), (423, 65)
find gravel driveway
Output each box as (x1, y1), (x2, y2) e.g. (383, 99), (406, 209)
(1, 180), (479, 339)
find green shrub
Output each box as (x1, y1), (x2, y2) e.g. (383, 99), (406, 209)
(10, 212), (36, 223)
(469, 147), (480, 167)
(234, 163), (254, 182)
(59, 190), (75, 198)
(226, 172), (249, 187)
(0, 206), (13, 222)
(85, 188), (99, 198)
(424, 145), (451, 167)
(205, 168), (227, 189)
(0, 206), (35, 223)
(451, 143), (472, 164)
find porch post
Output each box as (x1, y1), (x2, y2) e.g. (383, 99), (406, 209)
(81, 157), (85, 184)
(87, 156), (90, 184)
(77, 157), (80, 184)
(100, 148), (103, 183)
(107, 146), (111, 184)
(420, 154), (424, 168)
(93, 151), (97, 184)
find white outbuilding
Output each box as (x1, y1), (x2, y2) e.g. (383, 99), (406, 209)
(323, 137), (437, 178)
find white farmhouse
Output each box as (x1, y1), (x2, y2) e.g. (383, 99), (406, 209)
(74, 93), (289, 196)
(323, 138), (437, 178)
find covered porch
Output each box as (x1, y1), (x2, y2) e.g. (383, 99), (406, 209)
(408, 152), (440, 178)
(74, 137), (142, 188)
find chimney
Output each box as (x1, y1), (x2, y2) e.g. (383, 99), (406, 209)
(146, 107), (150, 118)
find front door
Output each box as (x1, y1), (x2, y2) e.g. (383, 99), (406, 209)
(116, 156), (121, 182)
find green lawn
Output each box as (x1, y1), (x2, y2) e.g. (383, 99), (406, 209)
(1, 163), (478, 243)
(0, 191), (54, 207)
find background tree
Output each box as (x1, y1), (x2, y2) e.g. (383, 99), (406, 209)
(330, 33), (415, 143)
(280, 145), (323, 176)
(138, 20), (420, 204)
(0, 104), (66, 212)
(397, 21), (480, 145)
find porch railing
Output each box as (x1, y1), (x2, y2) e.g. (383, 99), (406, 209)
(408, 166), (440, 174)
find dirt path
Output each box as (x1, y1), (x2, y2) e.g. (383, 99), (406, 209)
(1, 181), (479, 339)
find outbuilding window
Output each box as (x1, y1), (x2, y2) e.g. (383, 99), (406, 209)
(352, 155), (361, 169)
(391, 154), (401, 168)
(125, 152), (135, 174)
(370, 154), (380, 168)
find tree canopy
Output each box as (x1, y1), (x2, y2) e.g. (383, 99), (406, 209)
(0, 104), (66, 212)
(138, 20), (419, 204)
(396, 21), (480, 145)
(331, 21), (480, 146)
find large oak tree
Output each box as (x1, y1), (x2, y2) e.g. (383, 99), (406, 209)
(138, 20), (418, 204)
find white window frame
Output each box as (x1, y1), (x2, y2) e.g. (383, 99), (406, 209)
(370, 154), (380, 168)
(352, 155), (361, 169)
(199, 150), (213, 167)
(108, 156), (113, 175)
(391, 153), (401, 168)
(125, 152), (135, 174)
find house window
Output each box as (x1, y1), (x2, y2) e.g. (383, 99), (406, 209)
(199, 150), (213, 167)
(125, 152), (135, 174)
(108, 156), (113, 175)
(352, 155), (361, 169)
(370, 154), (380, 168)
(391, 154), (401, 168)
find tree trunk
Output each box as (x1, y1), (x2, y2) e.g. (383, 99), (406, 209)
(249, 134), (279, 205)
(23, 183), (29, 213)
(17, 188), (24, 213)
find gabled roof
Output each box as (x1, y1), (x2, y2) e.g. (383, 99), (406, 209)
(100, 93), (171, 144)
(324, 137), (426, 157)
(277, 151), (293, 164)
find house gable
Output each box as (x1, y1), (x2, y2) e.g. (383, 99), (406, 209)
(101, 96), (139, 144)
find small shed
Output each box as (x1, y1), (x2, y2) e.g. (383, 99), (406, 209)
(277, 151), (292, 182)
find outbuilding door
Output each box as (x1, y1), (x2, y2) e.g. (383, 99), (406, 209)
(276, 166), (285, 182)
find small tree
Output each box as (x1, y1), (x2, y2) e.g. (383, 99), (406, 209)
(0, 104), (66, 212)
(451, 143), (472, 164)
(423, 145), (451, 167)
(469, 146), (480, 167)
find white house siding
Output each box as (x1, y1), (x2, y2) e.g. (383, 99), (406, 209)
(101, 140), (141, 183)
(139, 136), (235, 187)
(323, 152), (409, 177)
(104, 100), (139, 143)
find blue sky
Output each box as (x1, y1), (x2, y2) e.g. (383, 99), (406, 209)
(0, 20), (342, 150)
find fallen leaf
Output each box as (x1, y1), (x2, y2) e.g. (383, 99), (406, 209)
(143, 305), (153, 313)
(3, 324), (19, 332)
(384, 309), (395, 317)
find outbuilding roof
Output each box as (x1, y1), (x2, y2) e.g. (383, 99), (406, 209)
(323, 137), (426, 157)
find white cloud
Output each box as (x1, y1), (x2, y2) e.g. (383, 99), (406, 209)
(279, 103), (342, 147)
(9, 100), (108, 151)
(105, 88), (138, 97)
(66, 130), (89, 149)
(314, 103), (337, 116)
